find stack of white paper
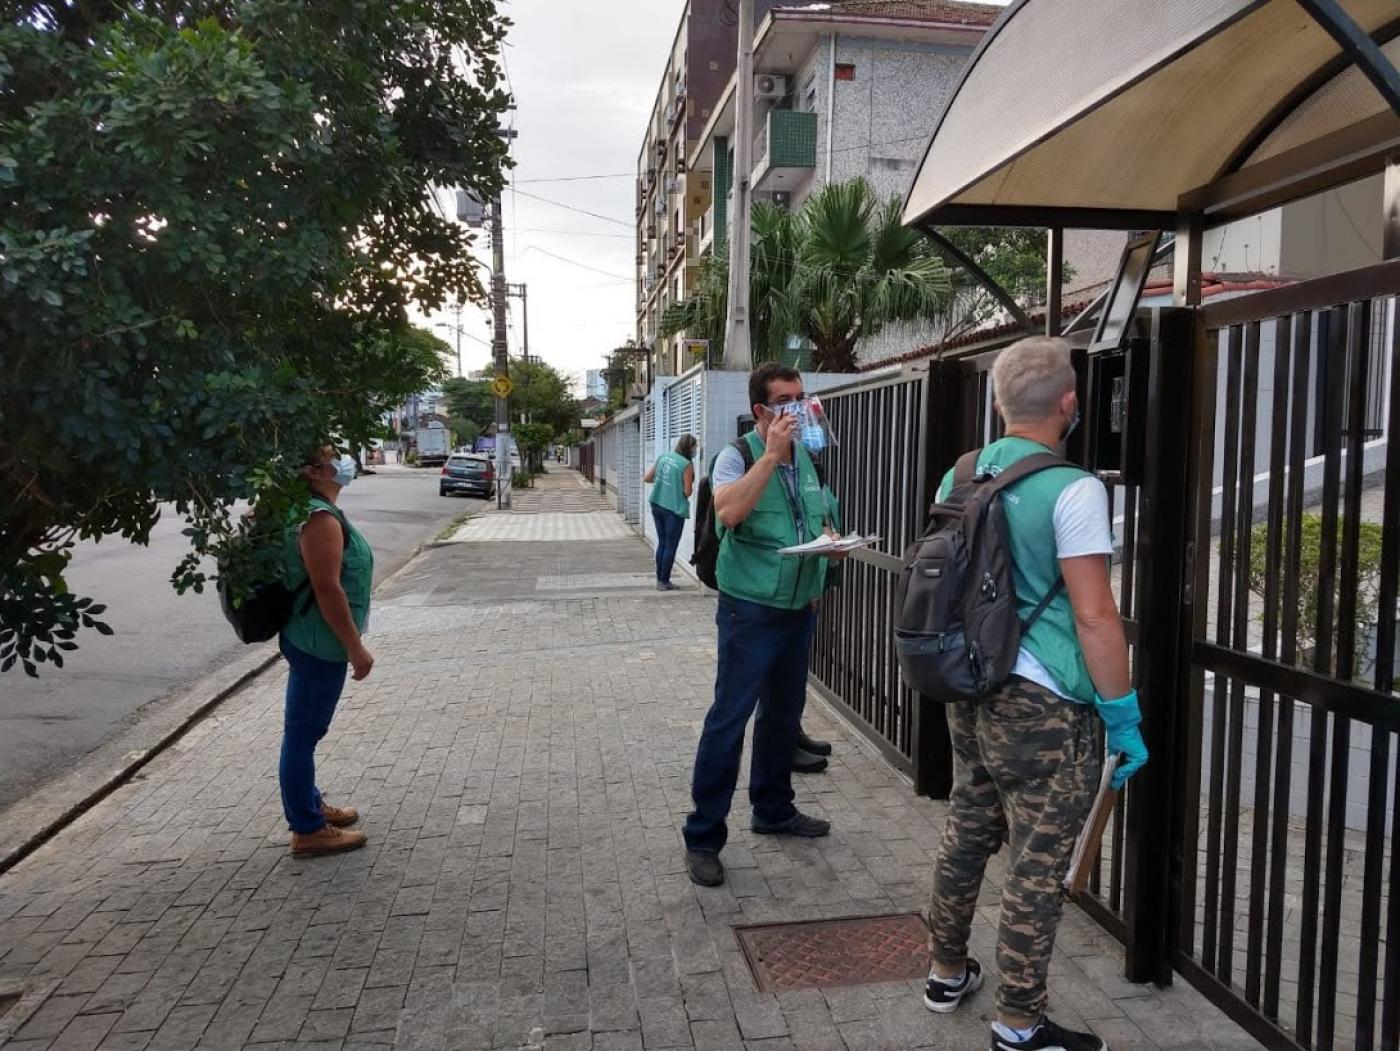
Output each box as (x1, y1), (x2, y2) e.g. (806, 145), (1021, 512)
(778, 533), (881, 557)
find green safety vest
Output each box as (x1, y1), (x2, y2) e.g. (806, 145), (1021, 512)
(649, 451), (692, 519)
(716, 431), (830, 611)
(281, 497), (374, 662)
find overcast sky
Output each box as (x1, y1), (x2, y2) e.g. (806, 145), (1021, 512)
(421, 1), (685, 392)
(423, 0), (1011, 394)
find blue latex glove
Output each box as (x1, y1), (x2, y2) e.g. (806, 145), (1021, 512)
(1094, 689), (1148, 791)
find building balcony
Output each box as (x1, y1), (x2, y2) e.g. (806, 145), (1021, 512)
(753, 109), (816, 193)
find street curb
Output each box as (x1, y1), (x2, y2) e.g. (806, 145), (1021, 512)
(0, 652), (280, 877)
(0, 534), (436, 879)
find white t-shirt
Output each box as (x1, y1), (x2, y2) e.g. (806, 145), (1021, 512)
(937, 474), (1113, 699)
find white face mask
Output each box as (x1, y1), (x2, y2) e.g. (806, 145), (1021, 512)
(331, 455), (356, 488)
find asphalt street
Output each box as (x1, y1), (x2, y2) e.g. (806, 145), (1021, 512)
(0, 466), (481, 812)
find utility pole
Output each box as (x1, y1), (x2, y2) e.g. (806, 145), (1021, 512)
(490, 196), (511, 508)
(452, 302), (463, 376)
(723, 0), (755, 371)
(507, 283), (529, 363)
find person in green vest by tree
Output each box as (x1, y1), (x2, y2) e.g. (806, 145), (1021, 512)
(682, 363), (847, 888)
(278, 445), (376, 857)
(644, 433), (696, 591)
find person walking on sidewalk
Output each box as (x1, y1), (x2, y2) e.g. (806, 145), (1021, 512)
(683, 363), (846, 888)
(644, 433), (696, 591)
(920, 338), (1148, 1051)
(279, 445), (377, 857)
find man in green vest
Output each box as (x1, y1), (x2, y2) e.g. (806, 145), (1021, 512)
(682, 363), (846, 888)
(921, 337), (1146, 1051)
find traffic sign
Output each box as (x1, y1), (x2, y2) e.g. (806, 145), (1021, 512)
(491, 374), (514, 398)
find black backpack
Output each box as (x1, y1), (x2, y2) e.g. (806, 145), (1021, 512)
(894, 450), (1068, 701)
(218, 506), (349, 645)
(691, 438), (755, 590)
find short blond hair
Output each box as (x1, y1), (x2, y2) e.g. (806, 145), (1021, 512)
(991, 337), (1075, 424)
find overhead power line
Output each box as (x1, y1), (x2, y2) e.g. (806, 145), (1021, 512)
(523, 245), (634, 282)
(515, 173), (633, 184)
(517, 227), (635, 239)
(510, 188), (633, 228)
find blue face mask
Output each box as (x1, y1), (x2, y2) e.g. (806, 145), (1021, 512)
(331, 455), (356, 488)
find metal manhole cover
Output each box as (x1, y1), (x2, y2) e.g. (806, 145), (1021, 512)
(733, 913), (930, 992)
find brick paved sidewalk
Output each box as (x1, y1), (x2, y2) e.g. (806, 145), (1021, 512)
(0, 470), (1262, 1050)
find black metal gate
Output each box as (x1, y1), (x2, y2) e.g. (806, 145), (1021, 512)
(810, 266), (1399, 1051)
(808, 365), (941, 785)
(1172, 261), (1400, 1051)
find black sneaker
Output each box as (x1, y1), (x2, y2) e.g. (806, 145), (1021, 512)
(791, 747), (829, 774)
(796, 728), (832, 756)
(923, 957), (983, 1014)
(752, 811), (830, 838)
(686, 850), (724, 887)
(989, 1018), (1108, 1051)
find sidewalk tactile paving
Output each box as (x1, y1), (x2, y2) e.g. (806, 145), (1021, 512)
(535, 573), (655, 592)
(446, 511), (635, 543)
(735, 913), (930, 993)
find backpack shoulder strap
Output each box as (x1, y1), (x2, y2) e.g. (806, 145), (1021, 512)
(982, 452), (1072, 496)
(733, 435), (756, 471)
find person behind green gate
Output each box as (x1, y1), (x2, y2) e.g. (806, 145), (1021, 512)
(682, 363), (848, 889)
(643, 433), (696, 591)
(920, 338), (1147, 1051)
(279, 445), (376, 858)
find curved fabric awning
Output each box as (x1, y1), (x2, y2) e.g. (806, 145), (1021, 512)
(903, 0), (1400, 229)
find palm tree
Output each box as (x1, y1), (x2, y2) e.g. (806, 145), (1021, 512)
(783, 179), (950, 372)
(661, 179), (950, 373)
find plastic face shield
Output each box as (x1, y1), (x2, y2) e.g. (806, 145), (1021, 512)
(773, 396), (838, 453)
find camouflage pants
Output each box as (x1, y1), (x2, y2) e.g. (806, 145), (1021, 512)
(927, 675), (1100, 1023)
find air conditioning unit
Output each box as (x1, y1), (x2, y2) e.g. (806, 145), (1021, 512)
(666, 177), (681, 195)
(675, 78), (687, 99)
(665, 102), (677, 124)
(654, 196), (666, 216)
(754, 74), (788, 100)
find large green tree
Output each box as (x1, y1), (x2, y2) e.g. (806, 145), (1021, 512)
(442, 377), (496, 430)
(663, 179), (952, 372)
(510, 359), (579, 437)
(1, 2), (511, 672)
(932, 226), (1067, 343)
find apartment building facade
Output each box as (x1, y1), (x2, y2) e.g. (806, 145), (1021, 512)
(634, 1), (780, 386)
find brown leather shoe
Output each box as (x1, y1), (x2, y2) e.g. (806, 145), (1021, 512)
(291, 824), (367, 857)
(321, 801), (359, 827)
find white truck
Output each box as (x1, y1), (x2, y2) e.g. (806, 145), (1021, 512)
(415, 423), (451, 467)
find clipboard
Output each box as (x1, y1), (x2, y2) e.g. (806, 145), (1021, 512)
(1063, 754), (1121, 895)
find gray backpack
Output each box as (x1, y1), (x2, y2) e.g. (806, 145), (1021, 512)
(895, 450), (1067, 701)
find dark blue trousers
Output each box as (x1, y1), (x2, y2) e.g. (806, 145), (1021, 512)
(651, 504), (685, 584)
(683, 594), (815, 854)
(279, 637), (347, 834)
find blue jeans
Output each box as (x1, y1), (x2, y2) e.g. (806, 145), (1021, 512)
(683, 595), (816, 854)
(279, 637), (348, 834)
(651, 504), (685, 584)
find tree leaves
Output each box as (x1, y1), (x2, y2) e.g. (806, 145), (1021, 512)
(1, 2), (512, 673)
